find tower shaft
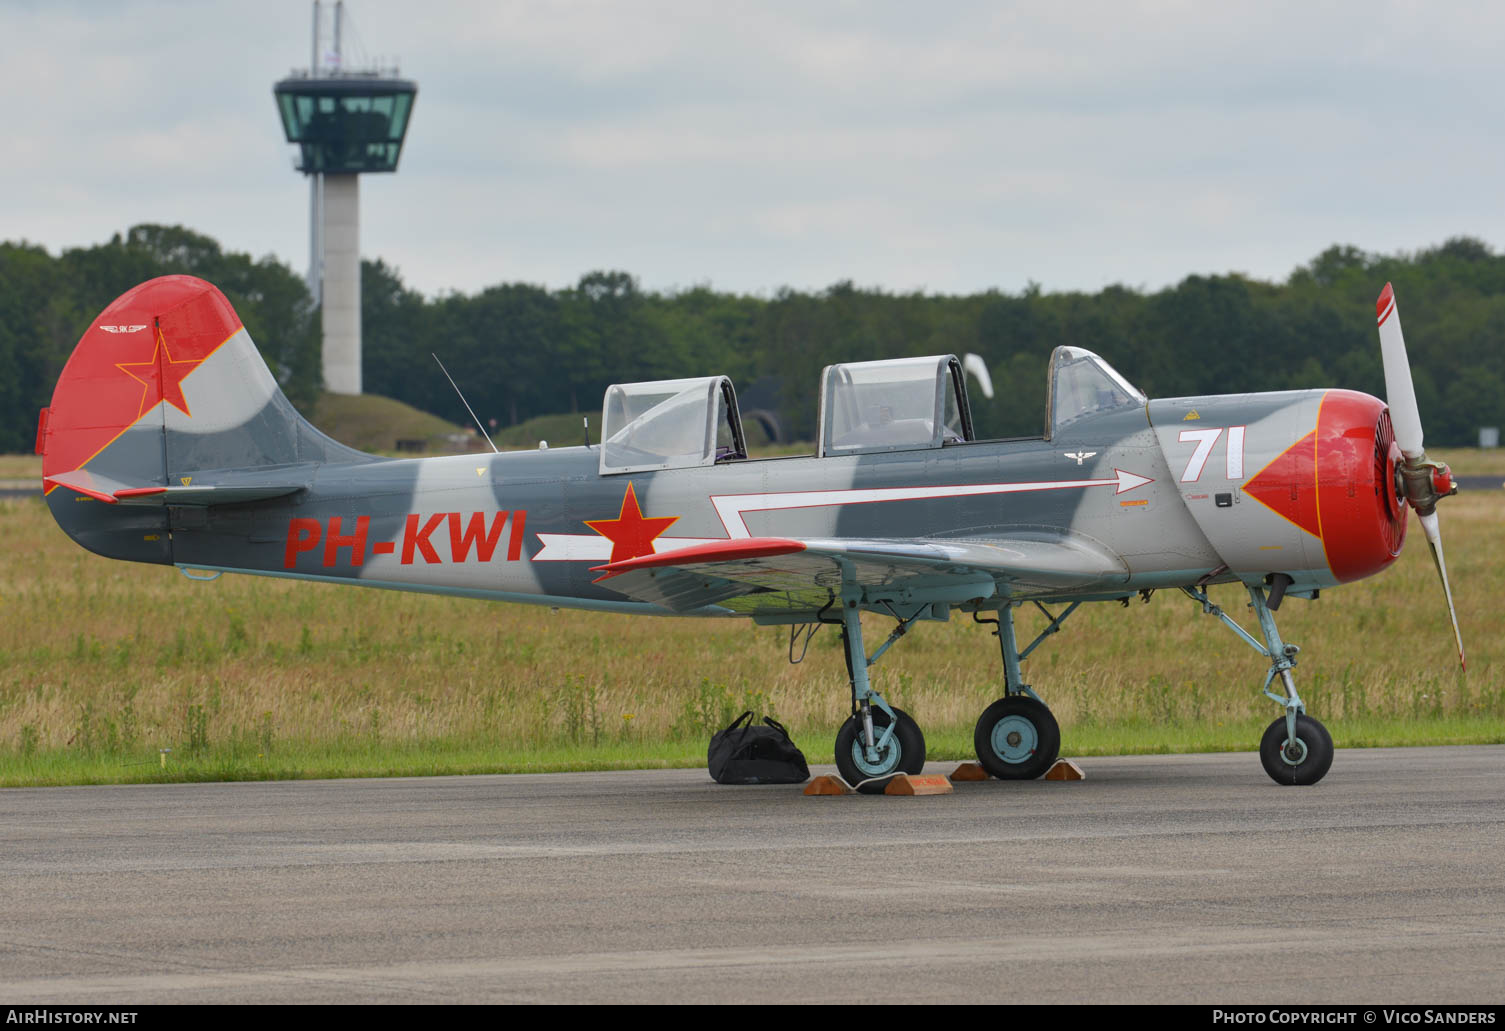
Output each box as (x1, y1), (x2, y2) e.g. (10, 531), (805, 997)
(321, 174), (361, 394)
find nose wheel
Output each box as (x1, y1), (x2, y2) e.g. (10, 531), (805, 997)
(1184, 582), (1337, 786)
(1259, 714), (1333, 786)
(973, 695), (1061, 780)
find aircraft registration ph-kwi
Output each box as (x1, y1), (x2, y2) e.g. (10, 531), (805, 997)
(38, 276), (1463, 791)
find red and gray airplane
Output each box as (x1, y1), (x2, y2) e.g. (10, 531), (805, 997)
(38, 276), (1462, 790)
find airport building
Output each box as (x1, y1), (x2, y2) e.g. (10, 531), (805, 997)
(273, 1), (417, 395)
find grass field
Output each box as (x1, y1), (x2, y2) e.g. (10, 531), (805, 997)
(3, 450), (1501, 786)
(1434, 447), (1505, 477)
(303, 392), (466, 453)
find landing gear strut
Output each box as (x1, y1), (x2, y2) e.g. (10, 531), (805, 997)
(831, 591), (927, 793)
(971, 602), (1076, 779)
(1183, 583), (1334, 786)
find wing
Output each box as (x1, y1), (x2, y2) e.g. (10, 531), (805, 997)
(591, 533), (1130, 614)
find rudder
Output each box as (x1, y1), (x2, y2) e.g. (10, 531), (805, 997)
(40, 275), (371, 564)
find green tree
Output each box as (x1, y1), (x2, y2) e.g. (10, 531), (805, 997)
(10, 228), (1505, 452)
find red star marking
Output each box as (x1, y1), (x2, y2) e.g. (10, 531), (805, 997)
(115, 327), (205, 420)
(585, 482), (679, 566)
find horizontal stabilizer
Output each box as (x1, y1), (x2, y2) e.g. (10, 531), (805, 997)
(43, 468), (306, 507)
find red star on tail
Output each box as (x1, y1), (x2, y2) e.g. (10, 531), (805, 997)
(115, 326), (205, 420)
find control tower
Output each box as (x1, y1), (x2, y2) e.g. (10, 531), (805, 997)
(273, 1), (417, 395)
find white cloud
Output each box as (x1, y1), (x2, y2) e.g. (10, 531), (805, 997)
(3, 0), (1502, 298)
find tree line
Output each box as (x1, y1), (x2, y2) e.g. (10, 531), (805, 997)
(3, 224), (1503, 454)
(0, 225), (321, 455)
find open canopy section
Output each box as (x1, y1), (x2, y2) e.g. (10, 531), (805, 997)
(819, 355), (974, 457)
(600, 376), (745, 475)
(1045, 346), (1145, 439)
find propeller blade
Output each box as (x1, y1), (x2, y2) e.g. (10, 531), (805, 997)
(1419, 511), (1466, 671)
(1376, 282), (1426, 459)
(1376, 284), (1464, 669)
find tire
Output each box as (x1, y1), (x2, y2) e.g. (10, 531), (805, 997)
(834, 706), (926, 794)
(1259, 714), (1333, 786)
(973, 696), (1061, 780)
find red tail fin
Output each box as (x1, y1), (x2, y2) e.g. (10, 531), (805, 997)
(41, 276), (243, 491)
(41, 275), (372, 566)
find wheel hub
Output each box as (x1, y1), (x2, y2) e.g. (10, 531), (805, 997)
(990, 715), (1038, 764)
(850, 736), (900, 778)
(1281, 738), (1308, 766)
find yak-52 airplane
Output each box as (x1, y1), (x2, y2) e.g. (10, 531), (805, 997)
(38, 276), (1462, 790)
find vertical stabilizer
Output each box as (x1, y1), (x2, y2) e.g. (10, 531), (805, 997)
(40, 275), (373, 563)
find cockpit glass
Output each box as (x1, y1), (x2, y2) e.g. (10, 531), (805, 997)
(1047, 347), (1144, 437)
(819, 355), (974, 455)
(826, 361), (938, 453)
(599, 376), (745, 474)
(943, 379), (965, 441)
(601, 378), (715, 473)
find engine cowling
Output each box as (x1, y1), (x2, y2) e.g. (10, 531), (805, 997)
(1152, 389), (1408, 587)
(1301, 389), (1408, 583)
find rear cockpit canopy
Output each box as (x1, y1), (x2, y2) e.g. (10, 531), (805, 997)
(1045, 346), (1145, 439)
(599, 376), (746, 475)
(818, 355), (974, 457)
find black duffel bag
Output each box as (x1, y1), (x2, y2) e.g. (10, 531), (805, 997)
(707, 712), (810, 785)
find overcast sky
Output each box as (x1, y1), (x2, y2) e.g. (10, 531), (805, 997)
(5, 0), (1502, 299)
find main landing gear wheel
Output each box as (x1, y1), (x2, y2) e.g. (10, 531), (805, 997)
(834, 706), (926, 794)
(973, 696), (1061, 780)
(1259, 714), (1333, 786)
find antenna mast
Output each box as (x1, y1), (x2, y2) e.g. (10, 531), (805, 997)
(432, 354), (499, 454)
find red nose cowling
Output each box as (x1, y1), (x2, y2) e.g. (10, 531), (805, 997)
(1316, 389), (1408, 583)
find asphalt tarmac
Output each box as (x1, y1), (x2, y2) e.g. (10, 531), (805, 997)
(1, 745), (1501, 1004)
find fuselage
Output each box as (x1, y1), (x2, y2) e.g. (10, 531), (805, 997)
(115, 385), (1401, 616)
(41, 277), (1406, 616)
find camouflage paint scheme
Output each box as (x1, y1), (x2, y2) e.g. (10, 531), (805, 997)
(37, 276), (1430, 787)
(40, 277), (1406, 619)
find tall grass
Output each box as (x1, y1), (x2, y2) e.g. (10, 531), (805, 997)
(1, 460), (1501, 784)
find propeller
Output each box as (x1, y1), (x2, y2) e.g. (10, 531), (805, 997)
(1375, 283), (1465, 669)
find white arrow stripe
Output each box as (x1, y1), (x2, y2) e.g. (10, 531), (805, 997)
(534, 469), (1154, 557)
(534, 535), (723, 563)
(711, 469), (1153, 538)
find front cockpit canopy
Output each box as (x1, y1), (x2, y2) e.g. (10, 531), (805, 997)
(818, 355), (974, 457)
(1045, 346), (1145, 439)
(599, 376), (745, 475)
